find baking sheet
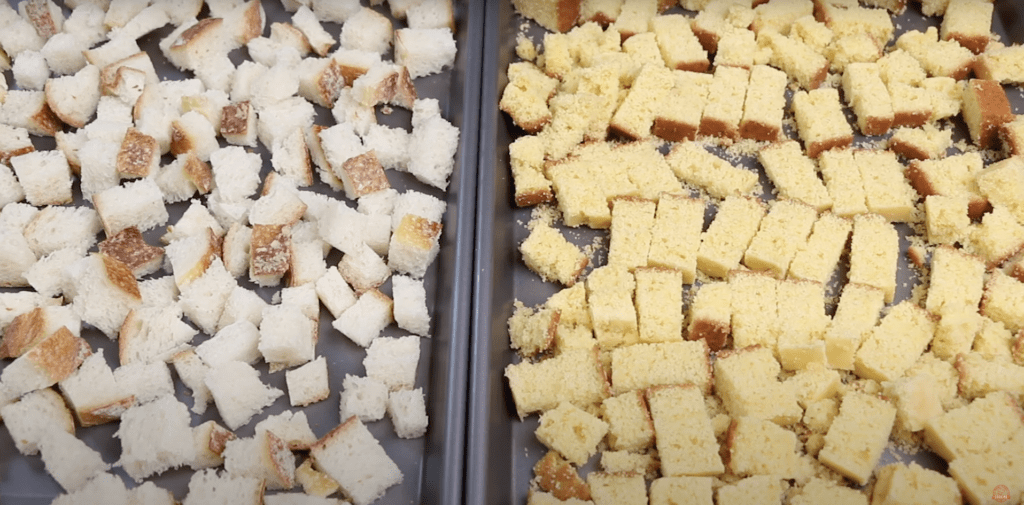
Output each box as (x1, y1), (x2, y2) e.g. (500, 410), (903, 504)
(0, 1), (482, 503)
(468, 2), (1024, 504)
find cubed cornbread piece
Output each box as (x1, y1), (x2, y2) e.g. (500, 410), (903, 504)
(715, 28), (772, 70)
(975, 156), (1024, 223)
(599, 451), (658, 478)
(610, 340), (711, 395)
(940, 0), (992, 54)
(501, 62), (559, 134)
(634, 267), (683, 344)
(533, 451), (591, 502)
(948, 429), (1024, 505)
(690, 0), (753, 53)
(876, 48), (927, 87)
(535, 402), (608, 466)
(548, 142), (638, 228)
(601, 391), (655, 452)
(824, 282), (885, 370)
(792, 88), (854, 158)
(842, 62), (893, 136)
(926, 245), (985, 316)
(923, 390), (1024, 462)
(607, 197), (655, 270)
(646, 384), (724, 477)
(611, 141), (680, 202)
(776, 280), (831, 371)
(817, 2), (894, 47)
(611, 0), (659, 39)
(826, 33), (883, 73)
(696, 197), (766, 279)
(585, 472), (646, 505)
(508, 302), (557, 358)
(906, 152), (987, 219)
(976, 44), (1024, 84)
(512, 0), (581, 33)
(665, 142), (759, 199)
(650, 14), (708, 72)
(818, 391), (896, 485)
(758, 141), (832, 212)
(818, 148), (867, 217)
(652, 70), (712, 142)
(609, 64), (674, 140)
(872, 462), (961, 505)
(539, 92), (608, 161)
(791, 478), (868, 505)
(972, 316), (1014, 362)
(761, 31), (830, 90)
(726, 416), (803, 478)
(715, 346), (801, 425)
(855, 300), (937, 379)
(921, 76), (964, 122)
(924, 194), (970, 246)
(788, 212), (852, 284)
(578, 0), (620, 26)
(716, 475), (784, 505)
(547, 282), (592, 331)
(739, 65), (788, 142)
(889, 124), (952, 161)
(895, 27), (974, 80)
(646, 194), (704, 284)
(505, 348), (610, 418)
(520, 222), (588, 287)
(587, 266), (640, 348)
(509, 136), (552, 207)
(787, 363), (843, 410)
(743, 199), (818, 278)
(969, 205), (1024, 267)
(853, 149), (917, 222)
(698, 65), (750, 140)
(883, 372), (945, 432)
(847, 213), (898, 303)
(649, 477), (714, 505)
(962, 78), (1013, 149)
(729, 270), (779, 350)
(751, 0), (814, 35)
(687, 281), (731, 351)
(956, 352), (1024, 402)
(930, 310), (985, 362)
(790, 14), (834, 52)
(981, 270), (1024, 333)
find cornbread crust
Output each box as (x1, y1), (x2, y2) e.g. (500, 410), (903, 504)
(939, 0), (993, 55)
(699, 66), (750, 140)
(791, 88), (854, 158)
(739, 65), (788, 142)
(961, 78), (1013, 149)
(533, 451), (592, 501)
(758, 140), (832, 212)
(652, 71), (713, 142)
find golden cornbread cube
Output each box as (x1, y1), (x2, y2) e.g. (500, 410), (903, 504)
(623, 32), (664, 69)
(802, 398), (839, 434)
(652, 70), (713, 142)
(818, 148), (868, 218)
(691, 0), (754, 54)
(574, 141), (640, 206)
(739, 65), (788, 142)
(565, 22), (621, 69)
(968, 205), (1024, 267)
(696, 196), (766, 279)
(792, 87), (854, 158)
(853, 149), (917, 222)
(922, 76), (964, 122)
(607, 197), (656, 271)
(611, 0), (658, 39)
(873, 462), (962, 505)
(750, 0), (814, 35)
(824, 282), (885, 370)
(726, 416), (803, 478)
(634, 267), (683, 344)
(940, 0), (993, 54)
(930, 310), (984, 362)
(817, 2), (893, 48)
(842, 62), (893, 136)
(714, 346), (801, 425)
(826, 33), (883, 73)
(500, 62), (560, 133)
(885, 81), (931, 128)
(855, 301), (937, 382)
(883, 373), (945, 433)
(787, 362), (842, 408)
(975, 156), (1024, 224)
(790, 14), (834, 53)
(698, 66), (750, 140)
(647, 193), (704, 284)
(848, 213), (898, 303)
(599, 451), (658, 479)
(587, 472), (646, 505)
(533, 450), (591, 502)
(923, 390), (1024, 462)
(610, 340), (711, 395)
(508, 302), (558, 358)
(587, 266), (640, 349)
(546, 283), (591, 329)
(790, 478), (868, 505)
(649, 477), (714, 505)
(948, 429), (1024, 505)
(877, 48), (926, 86)
(926, 245), (985, 316)
(818, 391), (896, 486)
(520, 222), (589, 287)
(962, 78), (1014, 149)
(977, 44), (1024, 85)
(743, 199), (818, 279)
(612, 142), (681, 203)
(665, 142), (759, 200)
(906, 152), (988, 220)
(972, 315), (1014, 362)
(646, 384), (724, 477)
(728, 270), (779, 350)
(601, 391), (654, 452)
(547, 153), (612, 228)
(955, 352), (1024, 403)
(716, 475), (784, 505)
(715, 27), (772, 70)
(609, 64), (674, 140)
(536, 402), (609, 466)
(907, 353), (963, 412)
(761, 30), (830, 90)
(512, 0), (581, 33)
(758, 140), (832, 213)
(895, 26), (974, 80)
(504, 348), (610, 418)
(687, 281), (732, 352)
(788, 212), (852, 284)
(776, 280), (830, 371)
(540, 92), (608, 163)
(650, 14), (709, 72)
(541, 32), (574, 77)
(509, 136), (553, 207)
(924, 194), (970, 246)
(889, 124), (953, 161)
(569, 63), (626, 142)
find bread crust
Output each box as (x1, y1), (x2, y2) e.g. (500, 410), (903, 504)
(99, 227), (164, 278)
(0, 308), (46, 359)
(183, 152), (214, 194)
(339, 150), (390, 198)
(117, 127), (159, 178)
(533, 451), (592, 501)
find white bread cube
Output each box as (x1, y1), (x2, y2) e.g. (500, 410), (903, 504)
(272, 127), (314, 187)
(392, 274), (430, 336)
(364, 336), (420, 391)
(182, 469), (263, 505)
(332, 288), (393, 347)
(116, 126), (159, 178)
(259, 303), (317, 369)
(19, 0), (63, 40)
(407, 0), (455, 31)
(315, 266), (358, 318)
(39, 429), (109, 493)
(171, 349), (212, 414)
(155, 156), (201, 203)
(257, 96), (315, 149)
(331, 48), (380, 87)
(211, 145), (262, 202)
(319, 121), (368, 174)
(220, 0), (265, 47)
(0, 202), (39, 233)
(232, 59), (269, 101)
(223, 431), (296, 490)
(388, 388), (428, 439)
(289, 239), (327, 287)
(41, 33), (88, 75)
(93, 178), (168, 237)
(196, 320), (262, 367)
(182, 89), (230, 133)
(118, 305), (197, 365)
(137, 275), (178, 308)
(250, 60), (301, 110)
(164, 230), (220, 289)
(116, 394), (196, 482)
(408, 113), (459, 190)
(358, 188), (398, 216)
(388, 213), (442, 278)
(361, 124), (409, 170)
(350, 62), (416, 110)
(58, 349), (133, 426)
(105, 0), (146, 29)
(249, 223), (292, 287)
(10, 150), (72, 206)
(84, 35), (140, 69)
(0, 305), (81, 358)
(311, 0), (359, 23)
(0, 291), (61, 336)
(179, 258), (236, 335)
(77, 139), (120, 201)
(113, 4), (170, 41)
(395, 28), (456, 79)
(0, 388), (75, 456)
(339, 373), (388, 422)
(291, 6), (334, 56)
(341, 7), (392, 55)
(221, 100), (258, 146)
(0, 123), (35, 166)
(286, 355), (330, 407)
(23, 206), (100, 258)
(331, 88), (377, 136)
(0, 327), (85, 402)
(297, 56), (345, 107)
(281, 283), (319, 320)
(97, 226), (164, 278)
(43, 64), (100, 128)
(0, 227), (37, 287)
(0, 15), (44, 60)
(253, 411), (316, 454)
(206, 189), (255, 230)
(0, 90), (62, 136)
(250, 176), (308, 226)
(164, 200), (224, 242)
(113, 360), (174, 406)
(339, 242), (390, 292)
(217, 284), (267, 331)
(309, 416), (403, 505)
(69, 253), (142, 338)
(204, 360), (283, 430)
(171, 110), (219, 161)
(12, 50), (49, 90)
(62, 3), (107, 48)
(269, 22), (312, 56)
(189, 419), (235, 470)
(222, 221), (253, 279)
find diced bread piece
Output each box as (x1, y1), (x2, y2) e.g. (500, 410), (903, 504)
(0, 306), (80, 359)
(853, 149), (917, 222)
(178, 258), (236, 335)
(924, 390), (1024, 462)
(38, 428), (109, 493)
(386, 389), (429, 440)
(646, 194), (703, 283)
(761, 31), (829, 90)
(969, 205), (1024, 267)
(611, 340), (710, 394)
(222, 431), (296, 491)
(652, 70), (712, 142)
(68, 253), (142, 338)
(0, 325), (89, 401)
(116, 394), (196, 482)
(536, 401), (608, 466)
(687, 282), (731, 351)
(43, 64), (100, 128)
(716, 476), (783, 505)
(504, 347), (610, 418)
(204, 360), (283, 430)
(889, 123), (952, 160)
(666, 142), (758, 200)
(976, 155), (1024, 223)
(93, 178), (168, 237)
(976, 44), (1024, 85)
(842, 62), (893, 136)
(940, 0), (992, 54)
(981, 269), (1024, 333)
(847, 213), (898, 303)
(181, 469), (263, 505)
(698, 65), (749, 140)
(394, 27), (455, 79)
(118, 305), (196, 366)
(739, 64), (788, 141)
(647, 384), (723, 477)
(285, 356), (329, 407)
(759, 140), (832, 213)
(98, 227), (163, 278)
(0, 124), (35, 166)
(855, 301), (937, 382)
(715, 345), (802, 425)
(906, 152), (988, 220)
(0, 388), (75, 456)
(726, 416), (804, 478)
(926, 246), (985, 316)
(895, 26), (974, 80)
(57, 349), (132, 426)
(500, 62), (558, 134)
(309, 417), (402, 505)
(331, 289), (393, 348)
(743, 199), (818, 278)
(609, 63), (674, 140)
(9, 150), (72, 206)
(511, 0), (582, 33)
(221, 100), (257, 147)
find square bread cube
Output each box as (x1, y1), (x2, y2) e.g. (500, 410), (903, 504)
(601, 391), (655, 452)
(93, 178), (168, 237)
(388, 214), (441, 278)
(610, 341), (710, 395)
(727, 416), (804, 479)
(9, 150), (71, 206)
(714, 346), (801, 425)
(332, 289), (393, 347)
(387, 388), (428, 439)
(587, 472), (646, 505)
(339, 374), (388, 423)
(204, 361), (283, 431)
(504, 348), (610, 418)
(259, 304), (316, 370)
(521, 222), (588, 287)
(309, 416), (403, 505)
(392, 274), (430, 337)
(364, 336), (419, 391)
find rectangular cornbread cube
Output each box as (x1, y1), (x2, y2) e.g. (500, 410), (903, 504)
(546, 284), (596, 353)
(504, 348), (610, 418)
(687, 281), (732, 351)
(607, 197), (656, 271)
(895, 26), (974, 80)
(652, 71), (713, 142)
(842, 62), (893, 136)
(853, 149), (917, 222)
(532, 451), (590, 502)
(587, 472), (647, 505)
(939, 0), (993, 54)
(855, 301), (937, 382)
(500, 62), (560, 134)
(613, 141), (681, 202)
(623, 33), (666, 69)
(922, 76), (965, 122)
(726, 416), (804, 478)
(609, 64), (675, 140)
(649, 476), (714, 505)
(824, 283), (885, 370)
(739, 65), (788, 142)
(788, 212), (853, 284)
(716, 475), (784, 505)
(601, 391), (655, 452)
(509, 136), (553, 207)
(790, 14), (834, 54)
(888, 124), (952, 161)
(923, 390), (1024, 462)
(520, 222), (589, 287)
(924, 194), (970, 246)
(611, 0), (658, 39)
(906, 152), (988, 219)
(536, 402), (609, 466)
(698, 66), (750, 140)
(826, 33), (884, 74)
(886, 82), (932, 129)
(647, 194), (705, 284)
(877, 48), (927, 86)
(974, 156), (1024, 223)
(743, 199), (818, 279)
(587, 266), (640, 348)
(634, 267), (684, 344)
(883, 373), (945, 433)
(792, 88), (854, 158)
(981, 270), (1024, 333)
(665, 142), (759, 199)
(948, 429), (1024, 505)
(955, 352), (1024, 402)
(776, 280), (830, 371)
(926, 246), (985, 316)
(847, 213), (898, 303)
(729, 270), (779, 351)
(817, 2), (894, 47)
(691, 0), (752, 53)
(786, 363), (842, 408)
(872, 462), (961, 505)
(547, 155), (613, 229)
(646, 384), (724, 477)
(818, 148), (868, 217)
(961, 78), (1014, 149)
(761, 31), (830, 90)
(818, 391), (896, 486)
(610, 340), (711, 395)
(758, 140), (832, 212)
(714, 345), (802, 425)
(976, 44), (1024, 85)
(969, 205), (1024, 267)
(696, 197), (767, 279)
(650, 14), (709, 72)
(715, 28), (770, 70)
